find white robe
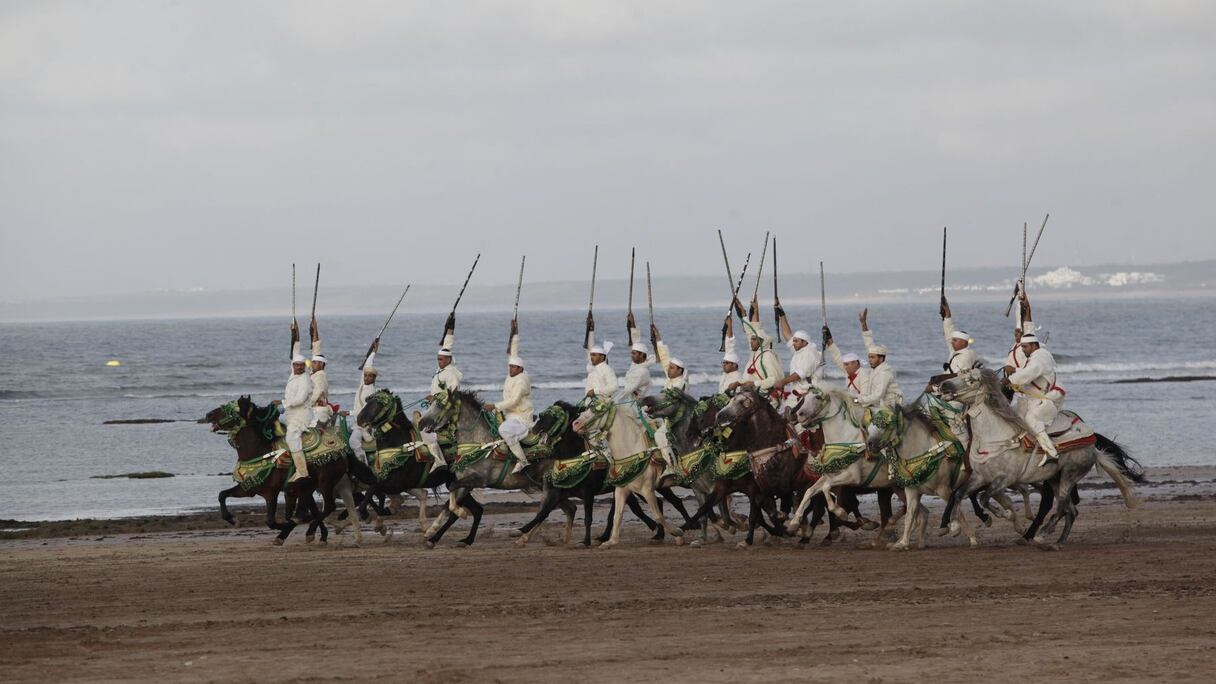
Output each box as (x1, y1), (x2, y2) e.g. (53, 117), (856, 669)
(827, 341), (871, 399)
(785, 339), (824, 396)
(282, 349), (313, 453)
(744, 345), (783, 391)
(431, 365), (463, 395)
(352, 352), (377, 417)
(942, 317), (979, 373)
(718, 370), (741, 394)
(583, 332), (619, 397)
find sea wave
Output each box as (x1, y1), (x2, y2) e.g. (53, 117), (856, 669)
(1056, 360), (1216, 374)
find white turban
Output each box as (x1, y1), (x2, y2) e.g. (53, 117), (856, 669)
(792, 330), (811, 344)
(630, 342), (648, 354)
(311, 354), (327, 364)
(950, 330), (971, 343)
(868, 345), (888, 356)
(291, 354), (306, 364)
(840, 352), (861, 364)
(668, 357), (685, 370)
(508, 356), (525, 368)
(437, 348), (453, 358)
(362, 365), (378, 375)
(590, 341), (614, 356)
(1020, 333), (1039, 344)
(722, 351), (740, 365)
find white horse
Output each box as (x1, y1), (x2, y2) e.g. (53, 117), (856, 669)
(936, 368), (1144, 546)
(572, 398), (685, 549)
(783, 387), (903, 546)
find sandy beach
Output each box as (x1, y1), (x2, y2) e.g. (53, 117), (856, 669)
(2, 467), (1214, 683)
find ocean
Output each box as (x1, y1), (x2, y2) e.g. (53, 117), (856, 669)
(1, 296), (1213, 521)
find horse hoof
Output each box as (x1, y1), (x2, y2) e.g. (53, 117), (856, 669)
(675, 537), (685, 547)
(819, 536), (833, 547)
(982, 517), (993, 528)
(305, 535), (315, 544)
(508, 529), (523, 538)
(514, 537), (529, 548)
(272, 538), (285, 546)
(598, 542), (616, 550)
(860, 520), (879, 531)
(688, 539), (703, 548)
(1015, 536), (1031, 546)
(735, 541), (750, 550)
(1039, 543), (1060, 552)
(890, 543), (909, 552)
(424, 540), (435, 549)
(783, 524), (799, 536)
(456, 541), (469, 548)
(936, 527), (950, 537)
(648, 537), (664, 545)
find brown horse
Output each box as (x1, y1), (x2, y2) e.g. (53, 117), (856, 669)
(206, 396), (353, 545)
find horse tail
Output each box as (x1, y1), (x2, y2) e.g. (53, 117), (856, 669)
(1094, 433), (1146, 509)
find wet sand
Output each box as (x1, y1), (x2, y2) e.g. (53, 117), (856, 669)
(2, 468), (1215, 683)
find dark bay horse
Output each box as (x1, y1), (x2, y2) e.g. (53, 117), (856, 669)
(206, 396), (357, 545)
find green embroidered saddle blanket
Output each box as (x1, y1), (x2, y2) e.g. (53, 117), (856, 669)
(546, 450), (610, 489)
(605, 449), (657, 487)
(713, 449), (751, 481)
(271, 420), (350, 466)
(809, 442), (867, 475)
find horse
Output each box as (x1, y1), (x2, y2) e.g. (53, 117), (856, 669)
(205, 396), (362, 546)
(419, 387), (550, 547)
(351, 389), (455, 538)
(776, 386), (912, 546)
(571, 396), (686, 549)
(513, 400), (668, 547)
(936, 368), (1145, 546)
(640, 388), (745, 544)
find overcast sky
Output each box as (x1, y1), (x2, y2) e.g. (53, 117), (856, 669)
(1, 1), (1213, 303)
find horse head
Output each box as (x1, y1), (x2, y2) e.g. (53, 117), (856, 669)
(571, 396), (613, 436)
(357, 389), (400, 430)
(793, 386), (828, 429)
(717, 387), (765, 427)
(529, 402), (574, 446)
(641, 387), (695, 422)
(937, 368), (992, 403)
(205, 395), (253, 433)
(418, 387), (458, 433)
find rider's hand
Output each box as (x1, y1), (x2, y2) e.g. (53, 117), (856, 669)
(484, 403), (496, 411)
(339, 410), (349, 417)
(271, 399), (283, 405)
(371, 338), (380, 353)
(940, 296), (950, 319)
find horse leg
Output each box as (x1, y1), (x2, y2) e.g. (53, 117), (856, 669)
(679, 487), (721, 533)
(264, 491), (294, 545)
(1018, 484), (1036, 521)
(893, 489), (921, 550)
(969, 492), (992, 526)
(641, 479), (684, 540)
(336, 478), (363, 545)
(1020, 481), (1055, 544)
(786, 478), (830, 534)
(580, 488), (595, 547)
(411, 486), (430, 530)
(873, 488), (895, 547)
(557, 497), (577, 545)
(219, 485), (241, 526)
(455, 492), (484, 547)
(739, 496), (763, 548)
(658, 487), (694, 527)
(515, 490), (559, 547)
(424, 491), (456, 540)
(600, 487), (629, 549)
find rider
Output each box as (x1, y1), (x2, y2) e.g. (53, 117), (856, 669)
(739, 299), (783, 403)
(823, 325), (870, 401)
(772, 303), (824, 418)
(1006, 333), (1064, 467)
(939, 296), (979, 374)
(583, 330), (618, 400)
(306, 316), (332, 426)
(347, 340), (379, 465)
(618, 313), (653, 403)
(421, 312), (462, 473)
(279, 320), (314, 483)
(484, 320), (535, 474)
(718, 314), (743, 395)
(856, 308), (903, 441)
(651, 323), (686, 467)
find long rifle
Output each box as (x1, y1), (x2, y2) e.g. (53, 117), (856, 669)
(309, 263), (320, 321)
(719, 252), (751, 352)
(1005, 213), (1049, 316)
(645, 261), (656, 350)
(361, 284), (410, 369)
(508, 256), (525, 352)
(940, 227), (948, 302)
(439, 253), (480, 344)
(583, 246), (598, 349)
(819, 261), (828, 326)
(626, 247), (636, 340)
(748, 231), (770, 319)
(290, 263), (297, 359)
(772, 236), (781, 332)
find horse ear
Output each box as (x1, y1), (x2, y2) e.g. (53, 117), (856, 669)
(238, 395), (252, 416)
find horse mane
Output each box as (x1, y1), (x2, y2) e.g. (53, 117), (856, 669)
(975, 369), (1033, 433)
(452, 387), (483, 408)
(897, 401), (936, 434)
(820, 386), (865, 425)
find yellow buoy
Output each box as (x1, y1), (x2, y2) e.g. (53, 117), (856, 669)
(105, 360), (122, 367)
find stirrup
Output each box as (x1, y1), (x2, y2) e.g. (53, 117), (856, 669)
(1037, 452), (1058, 467)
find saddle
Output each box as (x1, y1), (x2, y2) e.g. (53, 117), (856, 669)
(1020, 410), (1096, 453)
(272, 420), (349, 465)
